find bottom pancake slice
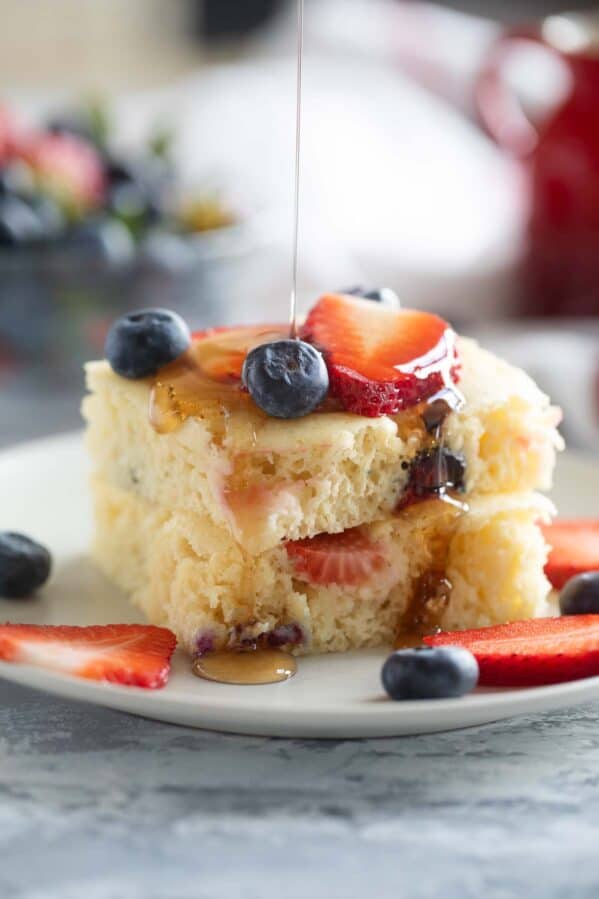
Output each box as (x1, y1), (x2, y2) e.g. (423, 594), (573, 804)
(91, 480), (553, 656)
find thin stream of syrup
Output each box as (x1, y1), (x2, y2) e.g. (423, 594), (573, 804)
(289, 0), (304, 339)
(395, 499), (465, 649)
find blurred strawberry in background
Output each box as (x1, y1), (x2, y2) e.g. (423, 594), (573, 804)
(22, 131), (105, 215)
(0, 105), (22, 163)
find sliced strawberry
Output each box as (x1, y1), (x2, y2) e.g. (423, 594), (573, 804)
(286, 528), (388, 586)
(425, 616), (599, 686)
(0, 623), (176, 689)
(0, 105), (23, 163)
(22, 132), (105, 213)
(302, 293), (459, 417)
(541, 520), (599, 590)
(192, 324), (286, 382)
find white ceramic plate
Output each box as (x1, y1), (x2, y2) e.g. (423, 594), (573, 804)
(0, 432), (598, 738)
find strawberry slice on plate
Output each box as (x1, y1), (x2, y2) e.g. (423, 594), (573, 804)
(302, 293), (459, 416)
(286, 528), (388, 586)
(425, 616), (599, 686)
(0, 623), (176, 689)
(541, 520), (599, 590)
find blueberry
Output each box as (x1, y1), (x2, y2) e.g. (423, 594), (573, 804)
(0, 532), (52, 598)
(108, 181), (161, 233)
(105, 156), (167, 221)
(64, 217), (134, 265)
(105, 307), (191, 379)
(29, 195), (64, 239)
(242, 339), (329, 419)
(421, 388), (464, 434)
(0, 166), (61, 240)
(0, 195), (44, 246)
(46, 115), (95, 144)
(560, 572), (599, 616)
(194, 631), (215, 656)
(342, 286), (400, 309)
(0, 163), (36, 199)
(0, 168), (14, 196)
(381, 646), (479, 700)
(408, 448), (466, 496)
(104, 156), (139, 187)
(268, 623), (304, 648)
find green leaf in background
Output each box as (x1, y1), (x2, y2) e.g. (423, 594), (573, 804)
(147, 124), (175, 161)
(82, 95), (112, 149)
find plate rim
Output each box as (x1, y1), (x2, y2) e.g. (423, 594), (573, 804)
(2, 656), (599, 739)
(1, 431), (599, 738)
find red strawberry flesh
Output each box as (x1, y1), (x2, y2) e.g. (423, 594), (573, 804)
(0, 623), (176, 689)
(0, 105), (23, 163)
(541, 520), (599, 590)
(302, 293), (459, 416)
(286, 528), (388, 586)
(425, 616), (599, 686)
(22, 132), (105, 212)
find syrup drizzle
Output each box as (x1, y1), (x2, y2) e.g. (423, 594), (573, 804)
(395, 355), (468, 647)
(192, 648), (297, 685)
(289, 0), (304, 339)
(394, 496), (467, 649)
(149, 327), (285, 434)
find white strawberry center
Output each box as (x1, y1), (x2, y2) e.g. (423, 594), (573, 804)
(16, 639), (97, 674)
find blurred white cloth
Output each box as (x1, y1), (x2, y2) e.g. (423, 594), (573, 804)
(114, 51), (524, 324)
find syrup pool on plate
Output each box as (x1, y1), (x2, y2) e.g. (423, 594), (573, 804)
(192, 649), (298, 685)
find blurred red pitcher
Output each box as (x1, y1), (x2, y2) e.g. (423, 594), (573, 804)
(476, 12), (599, 316)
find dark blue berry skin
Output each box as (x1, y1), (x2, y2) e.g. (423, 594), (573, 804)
(0, 165), (35, 199)
(0, 195), (44, 247)
(381, 646), (479, 700)
(46, 116), (96, 145)
(0, 532), (52, 598)
(105, 308), (191, 379)
(30, 195), (64, 239)
(242, 339), (329, 419)
(108, 181), (161, 231)
(342, 286), (400, 310)
(105, 156), (167, 223)
(408, 448), (466, 497)
(65, 217), (134, 265)
(105, 157), (140, 187)
(0, 170), (15, 196)
(560, 572), (599, 616)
